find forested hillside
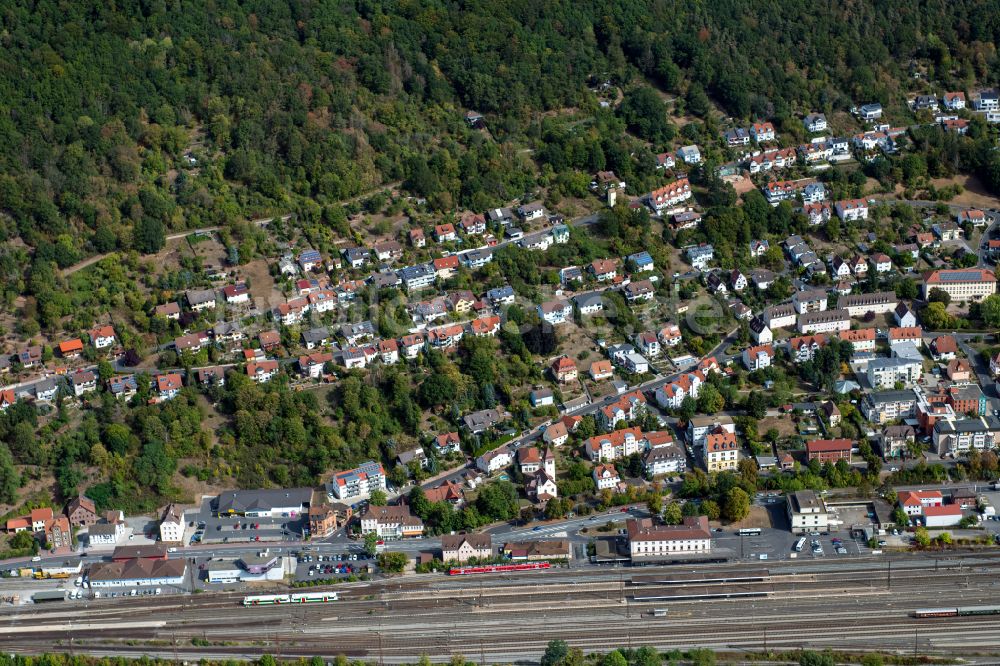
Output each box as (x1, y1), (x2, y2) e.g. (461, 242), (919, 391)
(1, 0), (999, 266)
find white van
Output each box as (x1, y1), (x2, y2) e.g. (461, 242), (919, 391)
(794, 537), (806, 552)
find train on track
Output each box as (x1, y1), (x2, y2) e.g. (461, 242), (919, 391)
(447, 562), (550, 576)
(913, 606), (1000, 618)
(242, 592), (338, 606)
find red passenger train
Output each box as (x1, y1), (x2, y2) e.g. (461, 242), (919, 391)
(447, 561), (551, 576)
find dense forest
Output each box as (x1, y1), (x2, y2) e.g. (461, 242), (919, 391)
(2, 0), (1000, 264)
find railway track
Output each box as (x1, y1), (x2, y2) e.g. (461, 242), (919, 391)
(9, 611), (1000, 663)
(5, 555), (1000, 662)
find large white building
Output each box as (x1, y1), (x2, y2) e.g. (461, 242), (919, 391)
(787, 490), (829, 535)
(837, 291), (898, 317)
(88, 560), (187, 588)
(359, 506), (425, 539)
(923, 269), (997, 302)
(626, 516), (712, 559)
(158, 504), (184, 543)
(867, 357), (922, 389)
(328, 461), (387, 503)
(797, 309), (850, 334)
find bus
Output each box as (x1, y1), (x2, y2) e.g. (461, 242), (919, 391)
(737, 528), (762, 536)
(793, 537), (806, 552)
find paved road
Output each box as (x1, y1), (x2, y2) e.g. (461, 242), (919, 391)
(59, 214), (293, 277)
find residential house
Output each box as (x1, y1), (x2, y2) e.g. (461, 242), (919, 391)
(441, 533), (493, 563)
(543, 422), (570, 448)
(839, 328), (877, 352)
(930, 335), (958, 360)
(185, 288), (217, 312)
(59, 339), (84, 359)
(857, 103), (883, 121)
(749, 318), (773, 345)
(154, 302), (181, 320)
(529, 388), (554, 408)
(895, 303), (917, 328)
(676, 145), (702, 165)
(222, 282), (250, 305)
(888, 326), (923, 347)
(547, 356), (577, 385)
(835, 199), (869, 221)
(624, 279), (656, 302)
(806, 438), (852, 463)
(974, 89), (1000, 112)
(723, 127), (750, 147)
(159, 504), (184, 543)
(463, 407), (506, 435)
(538, 300), (572, 325)
(742, 344), (774, 371)
(882, 425), (916, 459)
(434, 224), (457, 243)
(589, 360), (614, 382)
(804, 113), (827, 132)
(66, 496), (100, 528)
(593, 464), (621, 491)
(68, 370), (97, 397)
(373, 240), (404, 263)
(573, 292), (604, 316)
(704, 429), (740, 472)
(658, 324), (683, 348)
(409, 228), (426, 247)
(107, 375), (138, 399)
(788, 335), (827, 363)
(644, 441), (686, 477)
(750, 122), (776, 143)
(246, 360), (279, 383)
(476, 446), (513, 474)
(88, 325), (117, 350)
(517, 202), (546, 221)
(253, 331), (278, 354)
(686, 244), (714, 269)
(597, 391), (647, 431)
(588, 258), (619, 282)
(301, 326), (330, 350)
(156, 373), (183, 400)
(800, 202), (832, 225)
(943, 92), (966, 110)
(359, 506), (424, 540)
(749, 239), (770, 258)
(428, 256), (458, 282)
(627, 251), (655, 273)
(433, 432), (462, 456)
(400, 263), (436, 291)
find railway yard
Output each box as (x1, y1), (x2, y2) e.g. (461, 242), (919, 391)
(4, 554), (1000, 663)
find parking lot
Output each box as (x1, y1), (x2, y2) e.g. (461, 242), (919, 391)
(292, 552), (373, 582)
(186, 498), (311, 546)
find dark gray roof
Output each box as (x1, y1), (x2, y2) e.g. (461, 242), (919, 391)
(215, 488), (313, 514)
